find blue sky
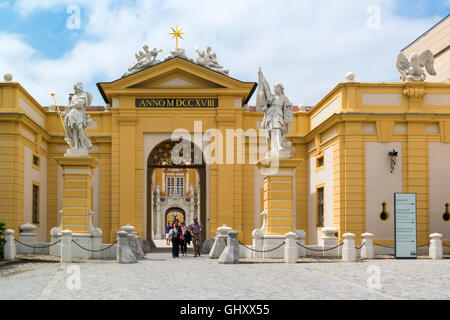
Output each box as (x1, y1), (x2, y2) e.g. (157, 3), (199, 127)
(0, 0), (448, 106)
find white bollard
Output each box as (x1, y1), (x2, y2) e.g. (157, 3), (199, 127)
(218, 231), (239, 264)
(361, 232), (374, 259)
(284, 232), (297, 264)
(116, 231), (137, 264)
(61, 230), (72, 263)
(4, 229), (16, 261)
(342, 233), (356, 262)
(18, 223), (37, 254)
(429, 233), (443, 260)
(321, 228), (339, 256)
(296, 230), (306, 258)
(209, 225), (232, 259)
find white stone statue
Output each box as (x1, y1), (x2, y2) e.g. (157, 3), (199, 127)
(63, 82), (93, 150)
(122, 44), (162, 77)
(195, 46), (229, 75)
(165, 47), (191, 61)
(257, 68), (293, 158)
(155, 184), (161, 203)
(396, 50), (437, 82)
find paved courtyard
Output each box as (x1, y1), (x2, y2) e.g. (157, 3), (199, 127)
(1, 248), (449, 300)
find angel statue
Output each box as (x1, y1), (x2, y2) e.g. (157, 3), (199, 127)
(63, 82), (93, 150)
(122, 44), (162, 77)
(257, 68), (293, 158)
(396, 50), (437, 82)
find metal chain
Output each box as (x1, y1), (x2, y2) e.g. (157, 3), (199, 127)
(238, 240), (285, 253)
(15, 239), (61, 249)
(71, 240), (117, 253)
(373, 242), (394, 249)
(417, 243), (430, 248)
(296, 242), (342, 252)
(355, 242), (366, 250)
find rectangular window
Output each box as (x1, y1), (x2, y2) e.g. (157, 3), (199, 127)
(176, 177), (184, 196)
(32, 184), (40, 224)
(316, 155), (324, 169)
(317, 187), (324, 228)
(32, 154), (40, 169)
(167, 177), (175, 195)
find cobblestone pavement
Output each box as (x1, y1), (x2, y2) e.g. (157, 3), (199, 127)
(0, 251), (449, 300)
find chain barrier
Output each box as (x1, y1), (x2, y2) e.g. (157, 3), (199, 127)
(15, 239), (61, 249)
(355, 242), (366, 250)
(238, 240), (285, 253)
(71, 240), (118, 253)
(417, 243), (430, 248)
(373, 242), (394, 249)
(296, 242), (342, 252)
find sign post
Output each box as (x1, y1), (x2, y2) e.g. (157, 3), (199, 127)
(394, 193), (417, 259)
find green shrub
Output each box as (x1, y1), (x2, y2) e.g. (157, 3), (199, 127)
(0, 222), (6, 261)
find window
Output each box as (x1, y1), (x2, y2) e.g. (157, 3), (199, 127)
(32, 154), (40, 169)
(176, 177), (184, 196)
(167, 177), (175, 195)
(316, 155), (324, 169)
(316, 187), (324, 227)
(32, 183), (40, 224)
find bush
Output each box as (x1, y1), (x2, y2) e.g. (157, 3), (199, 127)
(0, 222), (6, 261)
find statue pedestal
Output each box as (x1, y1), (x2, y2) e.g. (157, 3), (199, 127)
(55, 152), (99, 258)
(257, 157), (301, 259)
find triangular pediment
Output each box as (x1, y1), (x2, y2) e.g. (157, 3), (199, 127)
(97, 57), (257, 105)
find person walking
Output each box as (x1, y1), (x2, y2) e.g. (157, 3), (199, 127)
(165, 221), (172, 245)
(171, 219), (182, 258)
(188, 216), (204, 257)
(180, 221), (190, 256)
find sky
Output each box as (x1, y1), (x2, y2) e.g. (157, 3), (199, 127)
(0, 0), (448, 107)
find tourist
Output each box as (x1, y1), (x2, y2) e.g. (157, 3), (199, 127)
(188, 216), (203, 257)
(171, 219), (182, 258)
(165, 221), (172, 245)
(180, 221), (190, 256)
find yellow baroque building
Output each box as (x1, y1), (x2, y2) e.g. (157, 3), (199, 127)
(1, 57), (450, 247)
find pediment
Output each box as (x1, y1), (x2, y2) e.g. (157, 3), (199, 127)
(97, 57), (257, 105)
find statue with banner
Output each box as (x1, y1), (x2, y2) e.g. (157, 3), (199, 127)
(256, 68), (293, 158)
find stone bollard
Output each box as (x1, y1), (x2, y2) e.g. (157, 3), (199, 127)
(61, 230), (72, 263)
(429, 233), (443, 260)
(209, 225), (232, 259)
(361, 233), (374, 259)
(342, 233), (356, 262)
(321, 228), (339, 256)
(116, 231), (137, 264)
(4, 229), (16, 261)
(18, 223), (37, 254)
(296, 230), (306, 258)
(284, 232), (297, 264)
(218, 231), (239, 264)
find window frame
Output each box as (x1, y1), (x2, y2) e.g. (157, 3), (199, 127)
(316, 185), (325, 228)
(32, 181), (40, 225)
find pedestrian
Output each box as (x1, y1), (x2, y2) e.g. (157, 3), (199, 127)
(188, 216), (204, 257)
(165, 221), (172, 245)
(180, 221), (190, 256)
(171, 219), (182, 258)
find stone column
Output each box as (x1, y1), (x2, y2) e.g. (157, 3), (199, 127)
(321, 227), (339, 257)
(218, 231), (239, 264)
(61, 230), (72, 263)
(361, 232), (374, 259)
(284, 232), (297, 264)
(256, 158), (301, 259)
(155, 204), (162, 239)
(429, 233), (443, 260)
(4, 229), (16, 261)
(342, 233), (356, 262)
(18, 223), (37, 254)
(55, 155), (98, 234)
(209, 225), (232, 259)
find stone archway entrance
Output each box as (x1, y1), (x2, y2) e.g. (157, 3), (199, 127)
(165, 208), (185, 225)
(147, 139), (207, 243)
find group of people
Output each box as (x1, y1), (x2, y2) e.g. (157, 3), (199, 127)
(165, 216), (204, 258)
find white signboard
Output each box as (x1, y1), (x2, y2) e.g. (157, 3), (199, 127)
(394, 193), (417, 259)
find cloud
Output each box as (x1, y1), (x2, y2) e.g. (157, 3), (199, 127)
(0, 0), (443, 107)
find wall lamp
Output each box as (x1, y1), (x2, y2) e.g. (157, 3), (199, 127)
(388, 149), (398, 173)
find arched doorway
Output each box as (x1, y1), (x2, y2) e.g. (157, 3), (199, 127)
(165, 208), (186, 225)
(147, 139), (207, 243)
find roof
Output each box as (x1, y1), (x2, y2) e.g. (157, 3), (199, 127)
(402, 14), (450, 51)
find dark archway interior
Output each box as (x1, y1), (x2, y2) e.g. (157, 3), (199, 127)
(147, 139), (207, 243)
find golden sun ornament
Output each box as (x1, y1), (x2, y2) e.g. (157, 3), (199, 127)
(169, 25), (184, 49)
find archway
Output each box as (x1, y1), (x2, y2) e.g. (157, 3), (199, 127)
(147, 138), (207, 244)
(165, 208), (186, 225)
